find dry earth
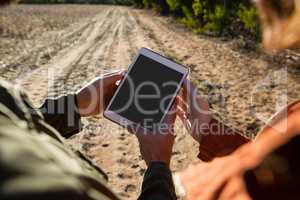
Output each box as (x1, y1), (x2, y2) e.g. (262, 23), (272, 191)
(1, 4), (300, 200)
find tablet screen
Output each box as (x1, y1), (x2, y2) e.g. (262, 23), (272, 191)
(108, 54), (185, 127)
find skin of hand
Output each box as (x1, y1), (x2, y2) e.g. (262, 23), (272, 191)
(178, 143), (270, 200)
(176, 80), (211, 141)
(127, 102), (178, 167)
(177, 80), (249, 161)
(179, 154), (252, 200)
(178, 100), (300, 200)
(76, 70), (125, 117)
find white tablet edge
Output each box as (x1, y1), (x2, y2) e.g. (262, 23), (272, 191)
(104, 47), (189, 129)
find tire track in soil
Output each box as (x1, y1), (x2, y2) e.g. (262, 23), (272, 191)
(78, 8), (161, 199)
(77, 8), (199, 200)
(49, 9), (116, 97)
(1, 14), (98, 82)
(18, 8), (114, 103)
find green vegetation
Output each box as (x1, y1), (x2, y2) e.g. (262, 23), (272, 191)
(132, 0), (260, 39)
(114, 0), (132, 5)
(20, 0), (260, 39)
(21, 0), (127, 4)
(237, 4), (259, 35)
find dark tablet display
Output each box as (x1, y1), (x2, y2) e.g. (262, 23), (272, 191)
(105, 48), (189, 128)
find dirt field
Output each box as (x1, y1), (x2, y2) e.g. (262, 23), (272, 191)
(1, 4), (300, 200)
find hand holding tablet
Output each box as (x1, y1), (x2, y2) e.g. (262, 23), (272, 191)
(104, 48), (189, 131)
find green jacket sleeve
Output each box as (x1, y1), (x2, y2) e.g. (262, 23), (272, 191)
(0, 79), (119, 200)
(39, 94), (82, 138)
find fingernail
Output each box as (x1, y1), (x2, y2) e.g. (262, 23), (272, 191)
(187, 121), (192, 129)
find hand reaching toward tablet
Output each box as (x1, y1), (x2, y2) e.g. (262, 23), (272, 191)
(76, 70), (125, 117)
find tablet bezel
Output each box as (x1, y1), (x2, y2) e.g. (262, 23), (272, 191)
(104, 47), (189, 129)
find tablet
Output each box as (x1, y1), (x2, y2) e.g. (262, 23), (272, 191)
(104, 48), (189, 130)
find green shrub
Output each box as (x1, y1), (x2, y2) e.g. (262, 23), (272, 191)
(180, 5), (198, 29)
(146, 0), (260, 38)
(237, 4), (259, 35)
(22, 0), (260, 39)
(142, 0), (151, 8)
(114, 0), (133, 5)
(166, 0), (180, 11)
(191, 2), (228, 34)
(192, 0), (205, 17)
(131, 0), (144, 7)
(141, 0), (169, 14)
(203, 5), (227, 33)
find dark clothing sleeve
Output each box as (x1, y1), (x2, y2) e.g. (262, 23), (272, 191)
(138, 162), (176, 200)
(38, 94), (82, 138)
(39, 94), (178, 200)
(244, 135), (300, 200)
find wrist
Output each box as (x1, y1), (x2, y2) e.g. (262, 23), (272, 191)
(75, 89), (102, 117)
(75, 93), (89, 117)
(146, 156), (171, 167)
(149, 161), (169, 168)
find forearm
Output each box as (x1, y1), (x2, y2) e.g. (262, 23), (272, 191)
(138, 162), (176, 200)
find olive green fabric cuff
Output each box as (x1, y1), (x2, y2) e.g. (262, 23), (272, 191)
(39, 94), (82, 138)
